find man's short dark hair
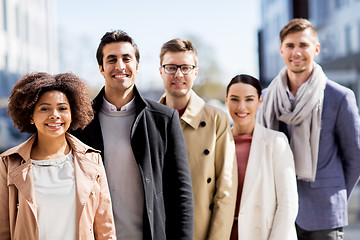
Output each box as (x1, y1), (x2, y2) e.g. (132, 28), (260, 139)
(96, 30), (140, 68)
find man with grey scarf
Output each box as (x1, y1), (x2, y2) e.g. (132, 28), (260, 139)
(259, 18), (360, 240)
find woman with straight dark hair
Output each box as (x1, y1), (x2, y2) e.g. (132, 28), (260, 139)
(226, 74), (298, 240)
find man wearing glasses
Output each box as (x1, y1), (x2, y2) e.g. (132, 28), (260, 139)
(159, 38), (237, 240)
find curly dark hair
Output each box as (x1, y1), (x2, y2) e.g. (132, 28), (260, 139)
(8, 72), (94, 134)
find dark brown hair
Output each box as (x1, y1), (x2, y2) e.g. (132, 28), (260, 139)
(280, 18), (318, 43)
(160, 38), (198, 66)
(226, 74), (262, 98)
(8, 72), (94, 133)
(96, 30), (140, 68)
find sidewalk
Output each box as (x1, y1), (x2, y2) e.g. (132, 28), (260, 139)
(345, 185), (360, 240)
(344, 221), (360, 240)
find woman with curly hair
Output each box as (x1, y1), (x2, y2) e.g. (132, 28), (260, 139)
(0, 72), (116, 240)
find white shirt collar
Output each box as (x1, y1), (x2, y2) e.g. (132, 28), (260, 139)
(286, 75), (311, 102)
(102, 96), (136, 112)
(286, 85), (296, 101)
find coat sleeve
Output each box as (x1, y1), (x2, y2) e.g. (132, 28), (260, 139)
(93, 154), (117, 240)
(269, 133), (298, 240)
(335, 90), (360, 199)
(0, 157), (11, 240)
(208, 114), (238, 240)
(164, 110), (194, 240)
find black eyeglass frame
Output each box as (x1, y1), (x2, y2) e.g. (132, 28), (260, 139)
(162, 64), (196, 75)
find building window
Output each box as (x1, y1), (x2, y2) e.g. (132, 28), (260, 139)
(345, 25), (352, 54)
(4, 54), (8, 71)
(25, 13), (29, 43)
(335, 0), (349, 9)
(2, 0), (7, 31)
(358, 22), (360, 52)
(314, 0), (329, 27)
(16, 5), (20, 37)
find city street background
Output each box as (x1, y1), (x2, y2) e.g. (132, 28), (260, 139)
(1, 0), (360, 238)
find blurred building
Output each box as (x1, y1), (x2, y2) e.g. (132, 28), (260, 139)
(258, 0), (360, 107)
(0, 0), (58, 151)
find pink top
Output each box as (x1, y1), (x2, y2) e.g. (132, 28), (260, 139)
(177, 108), (186, 117)
(230, 134), (253, 240)
(233, 134), (253, 215)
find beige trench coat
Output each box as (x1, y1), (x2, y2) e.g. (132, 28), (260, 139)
(0, 133), (116, 240)
(160, 90), (237, 240)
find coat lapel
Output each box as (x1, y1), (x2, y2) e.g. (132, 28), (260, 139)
(6, 135), (38, 220)
(8, 161), (37, 210)
(181, 90), (205, 129)
(68, 134), (102, 225)
(159, 89), (206, 130)
(74, 152), (101, 204)
(240, 123), (267, 210)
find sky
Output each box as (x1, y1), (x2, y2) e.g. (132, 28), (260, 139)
(56, 0), (260, 91)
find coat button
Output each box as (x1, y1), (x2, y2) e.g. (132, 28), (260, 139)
(204, 149), (210, 155)
(200, 121), (206, 127)
(255, 205), (261, 212)
(209, 203), (214, 211)
(207, 178), (212, 183)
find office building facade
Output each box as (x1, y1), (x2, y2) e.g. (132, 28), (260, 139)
(0, 0), (58, 151)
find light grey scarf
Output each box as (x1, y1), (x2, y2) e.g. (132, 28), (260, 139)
(258, 63), (327, 181)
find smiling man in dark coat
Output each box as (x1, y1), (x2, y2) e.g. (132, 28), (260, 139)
(72, 30), (193, 240)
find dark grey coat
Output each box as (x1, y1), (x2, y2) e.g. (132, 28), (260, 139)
(72, 86), (194, 239)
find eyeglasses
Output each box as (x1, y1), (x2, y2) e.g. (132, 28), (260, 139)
(162, 64), (196, 75)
